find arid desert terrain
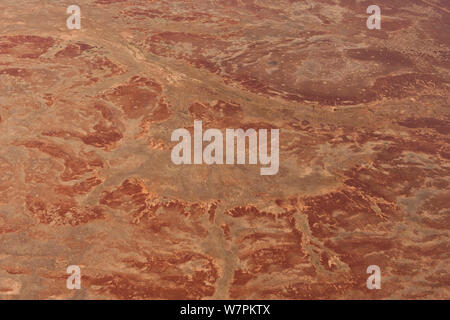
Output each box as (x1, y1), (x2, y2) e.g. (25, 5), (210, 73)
(0, 0), (449, 299)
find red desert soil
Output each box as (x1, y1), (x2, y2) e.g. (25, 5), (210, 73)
(0, 0), (448, 299)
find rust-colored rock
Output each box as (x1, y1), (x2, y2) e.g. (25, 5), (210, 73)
(0, 0), (448, 300)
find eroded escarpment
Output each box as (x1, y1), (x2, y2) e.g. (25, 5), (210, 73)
(0, 0), (448, 299)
